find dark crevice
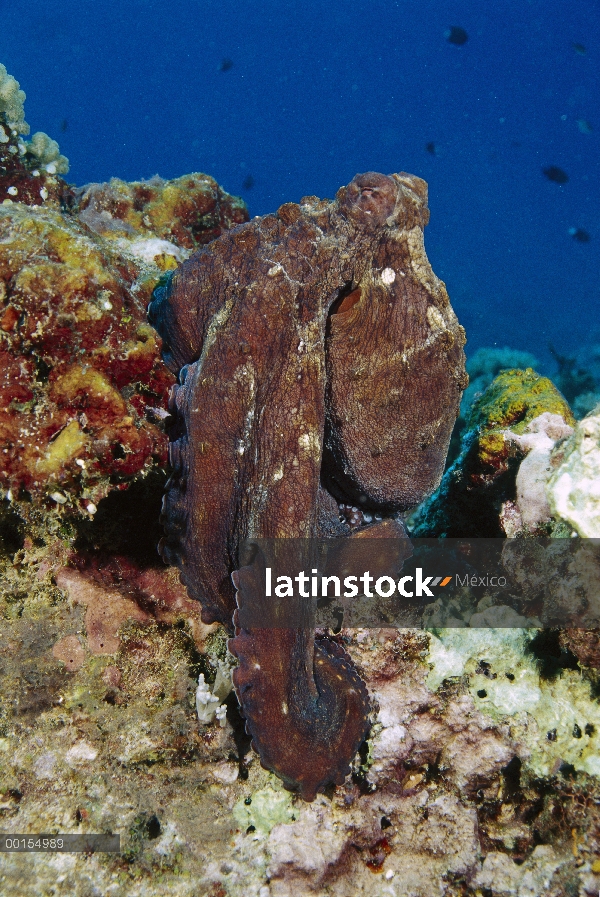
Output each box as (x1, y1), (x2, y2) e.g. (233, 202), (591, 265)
(226, 692), (252, 780)
(526, 630), (580, 679)
(73, 468), (167, 565)
(502, 756), (522, 799)
(146, 815), (161, 839)
(0, 502), (25, 558)
(34, 356), (52, 384)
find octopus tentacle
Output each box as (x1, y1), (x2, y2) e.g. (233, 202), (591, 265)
(229, 555), (370, 801)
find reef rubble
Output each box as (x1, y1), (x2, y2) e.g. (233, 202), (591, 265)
(2, 63), (600, 897)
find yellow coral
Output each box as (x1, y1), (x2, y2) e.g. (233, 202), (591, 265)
(51, 366), (127, 417)
(468, 368), (574, 434)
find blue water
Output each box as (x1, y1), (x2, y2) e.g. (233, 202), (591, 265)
(1, 0), (598, 367)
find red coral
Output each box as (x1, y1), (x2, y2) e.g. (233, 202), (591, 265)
(0, 168), (248, 509)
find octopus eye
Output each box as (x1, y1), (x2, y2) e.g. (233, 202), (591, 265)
(329, 282), (362, 317)
(332, 287), (362, 316)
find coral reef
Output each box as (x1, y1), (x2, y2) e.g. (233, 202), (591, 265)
(425, 628), (600, 778)
(0, 63), (28, 134)
(4, 567), (600, 896)
(461, 345), (540, 418)
(410, 368), (574, 537)
(1, 63), (70, 209)
(0, 63), (249, 522)
(0, 202), (178, 515)
(76, 173), (248, 249)
(3, 61), (600, 897)
(504, 411), (573, 533)
(451, 341), (600, 472)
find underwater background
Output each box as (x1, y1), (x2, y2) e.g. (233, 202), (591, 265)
(1, 0), (598, 364)
(2, 4), (600, 896)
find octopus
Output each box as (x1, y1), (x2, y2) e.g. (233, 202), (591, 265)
(148, 171), (467, 800)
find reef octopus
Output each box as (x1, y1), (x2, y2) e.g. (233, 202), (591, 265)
(148, 171), (467, 800)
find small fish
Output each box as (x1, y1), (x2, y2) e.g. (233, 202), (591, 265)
(425, 142), (436, 155)
(242, 175), (255, 190)
(572, 42), (586, 55)
(219, 58), (233, 72)
(576, 119), (593, 135)
(568, 227), (591, 243)
(543, 166), (569, 185)
(60, 118), (68, 132)
(445, 26), (468, 46)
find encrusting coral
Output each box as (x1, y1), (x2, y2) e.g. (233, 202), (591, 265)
(410, 368), (575, 537)
(0, 204), (172, 513)
(76, 173), (248, 250)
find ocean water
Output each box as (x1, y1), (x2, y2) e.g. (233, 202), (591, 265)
(1, 0), (598, 366)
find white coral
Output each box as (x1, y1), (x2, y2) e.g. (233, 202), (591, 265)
(504, 412), (573, 531)
(0, 64), (69, 172)
(0, 62), (29, 134)
(547, 408), (600, 536)
(25, 130), (69, 174)
(195, 660), (233, 726)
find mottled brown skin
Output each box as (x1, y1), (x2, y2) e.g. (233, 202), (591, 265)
(230, 548), (372, 800)
(148, 171), (466, 800)
(324, 177), (468, 509)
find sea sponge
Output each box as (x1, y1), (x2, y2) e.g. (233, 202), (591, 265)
(461, 345), (540, 417)
(467, 368), (573, 434)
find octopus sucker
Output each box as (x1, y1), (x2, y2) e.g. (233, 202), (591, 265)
(148, 171), (466, 798)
